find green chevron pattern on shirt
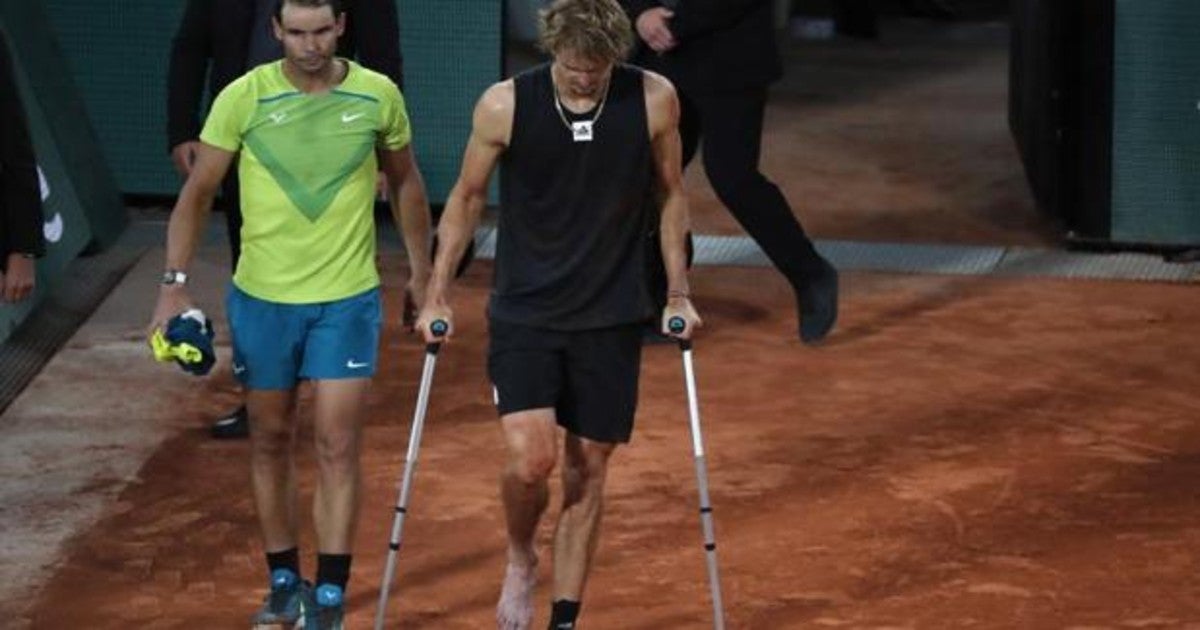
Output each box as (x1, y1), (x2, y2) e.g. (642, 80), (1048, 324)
(200, 60), (411, 304)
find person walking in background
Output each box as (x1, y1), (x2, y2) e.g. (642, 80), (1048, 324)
(416, 1), (701, 627)
(150, 1), (432, 627)
(0, 30), (44, 304)
(167, 0), (404, 439)
(620, 0), (840, 344)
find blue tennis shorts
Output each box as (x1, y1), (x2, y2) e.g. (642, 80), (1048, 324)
(226, 285), (381, 390)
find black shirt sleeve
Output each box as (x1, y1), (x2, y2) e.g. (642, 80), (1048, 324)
(349, 0), (404, 90)
(619, 0), (662, 23)
(666, 0), (766, 42)
(0, 32), (44, 259)
(166, 0), (213, 152)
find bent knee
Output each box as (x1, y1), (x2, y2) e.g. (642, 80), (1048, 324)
(565, 443), (614, 482)
(501, 411), (558, 483)
(509, 448), (557, 485)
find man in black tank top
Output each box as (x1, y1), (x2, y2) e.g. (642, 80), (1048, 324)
(416, 1), (701, 627)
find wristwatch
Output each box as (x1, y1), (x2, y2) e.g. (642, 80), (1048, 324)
(161, 269), (189, 286)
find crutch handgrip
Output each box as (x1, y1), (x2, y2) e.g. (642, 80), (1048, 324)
(667, 316), (693, 351)
(425, 319), (449, 355)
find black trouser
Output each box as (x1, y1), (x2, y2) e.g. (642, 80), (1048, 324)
(219, 172), (242, 272)
(834, 0), (879, 39)
(660, 88), (824, 293)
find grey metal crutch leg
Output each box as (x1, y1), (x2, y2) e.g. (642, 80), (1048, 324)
(373, 321), (447, 630)
(668, 316), (726, 630)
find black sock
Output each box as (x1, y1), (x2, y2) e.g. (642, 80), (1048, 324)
(316, 553), (352, 590)
(265, 547), (300, 577)
(548, 599), (581, 629)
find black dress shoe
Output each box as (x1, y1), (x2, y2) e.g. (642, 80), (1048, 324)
(798, 259), (839, 344)
(211, 405), (249, 439)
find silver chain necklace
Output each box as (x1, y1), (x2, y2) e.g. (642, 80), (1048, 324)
(552, 73), (611, 143)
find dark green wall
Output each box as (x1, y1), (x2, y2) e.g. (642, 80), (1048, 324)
(0, 3), (126, 343)
(40, 0), (502, 201)
(1111, 1), (1200, 245)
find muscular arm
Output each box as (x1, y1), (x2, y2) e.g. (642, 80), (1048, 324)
(149, 143), (235, 332)
(378, 145), (432, 306)
(415, 80), (512, 342)
(645, 71), (702, 337)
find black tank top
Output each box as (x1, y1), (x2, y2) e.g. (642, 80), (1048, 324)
(490, 63), (655, 330)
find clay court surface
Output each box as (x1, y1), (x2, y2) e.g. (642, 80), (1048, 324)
(4, 19), (1200, 630)
(8, 256), (1200, 629)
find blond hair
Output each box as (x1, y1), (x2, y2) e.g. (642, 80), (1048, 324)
(538, 0), (633, 62)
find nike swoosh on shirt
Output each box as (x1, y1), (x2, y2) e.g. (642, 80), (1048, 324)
(341, 112), (365, 123)
(346, 360), (370, 369)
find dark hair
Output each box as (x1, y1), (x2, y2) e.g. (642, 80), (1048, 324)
(273, 0), (344, 22)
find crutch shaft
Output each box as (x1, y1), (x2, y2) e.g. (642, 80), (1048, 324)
(680, 346), (726, 629)
(374, 343), (441, 630)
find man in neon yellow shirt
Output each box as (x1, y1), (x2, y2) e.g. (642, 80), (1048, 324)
(148, 1), (431, 627)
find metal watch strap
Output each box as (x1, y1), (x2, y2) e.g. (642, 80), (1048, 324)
(161, 269), (188, 286)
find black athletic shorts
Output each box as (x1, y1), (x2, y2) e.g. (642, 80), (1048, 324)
(487, 318), (643, 444)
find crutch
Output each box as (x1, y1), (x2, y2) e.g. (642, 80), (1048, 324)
(668, 316), (726, 629)
(374, 320), (448, 630)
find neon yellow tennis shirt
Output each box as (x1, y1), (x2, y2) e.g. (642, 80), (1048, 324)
(200, 59), (411, 304)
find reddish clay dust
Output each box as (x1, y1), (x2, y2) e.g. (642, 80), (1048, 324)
(19, 22), (1200, 628)
(24, 255), (1200, 628)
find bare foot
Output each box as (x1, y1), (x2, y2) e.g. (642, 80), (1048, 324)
(496, 558), (538, 630)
